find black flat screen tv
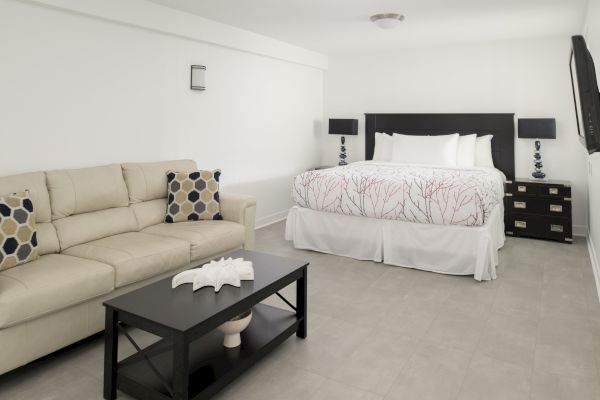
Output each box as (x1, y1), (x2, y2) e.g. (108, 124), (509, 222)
(570, 35), (600, 154)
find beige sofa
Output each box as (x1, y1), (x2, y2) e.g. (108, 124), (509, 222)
(0, 160), (256, 375)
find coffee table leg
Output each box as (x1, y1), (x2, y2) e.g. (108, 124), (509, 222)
(173, 333), (190, 400)
(297, 266), (307, 338)
(103, 308), (118, 400)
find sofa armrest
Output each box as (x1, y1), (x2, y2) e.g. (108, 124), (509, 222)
(220, 193), (257, 250)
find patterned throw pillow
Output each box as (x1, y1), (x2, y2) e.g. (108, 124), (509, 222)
(0, 191), (38, 271)
(165, 170), (223, 223)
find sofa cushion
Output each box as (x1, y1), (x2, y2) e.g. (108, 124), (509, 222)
(0, 172), (60, 255)
(62, 232), (191, 288)
(122, 160), (198, 203)
(166, 170), (222, 223)
(36, 223), (60, 255)
(0, 254), (114, 328)
(53, 207), (138, 250)
(0, 172), (52, 224)
(131, 198), (167, 230)
(142, 220), (244, 261)
(0, 191), (39, 271)
(46, 164), (129, 219)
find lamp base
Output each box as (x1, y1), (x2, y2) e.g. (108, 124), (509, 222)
(531, 171), (546, 180)
(531, 140), (547, 181)
(338, 136), (348, 166)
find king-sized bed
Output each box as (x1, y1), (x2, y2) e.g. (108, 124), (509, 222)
(285, 113), (515, 281)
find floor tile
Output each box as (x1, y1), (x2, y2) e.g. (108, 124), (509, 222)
(534, 314), (597, 378)
(331, 331), (418, 395)
(530, 370), (600, 400)
(308, 379), (383, 400)
(385, 343), (472, 400)
(456, 353), (531, 400)
(476, 312), (537, 368)
(492, 278), (542, 321)
(423, 309), (485, 353)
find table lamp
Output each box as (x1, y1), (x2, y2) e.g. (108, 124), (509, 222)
(518, 118), (556, 180)
(329, 119), (358, 166)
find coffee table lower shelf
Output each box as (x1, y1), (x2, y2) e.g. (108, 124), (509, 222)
(116, 304), (300, 400)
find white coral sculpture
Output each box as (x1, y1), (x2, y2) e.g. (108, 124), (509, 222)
(171, 258), (254, 293)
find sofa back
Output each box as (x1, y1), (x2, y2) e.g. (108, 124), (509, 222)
(122, 160), (197, 229)
(0, 172), (59, 255)
(0, 160), (199, 253)
(47, 164), (137, 249)
(46, 164), (129, 218)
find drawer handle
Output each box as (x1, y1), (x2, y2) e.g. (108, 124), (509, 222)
(514, 201), (527, 209)
(549, 188), (559, 195)
(515, 220), (527, 229)
(549, 204), (563, 213)
(517, 185), (527, 193)
(550, 224), (564, 232)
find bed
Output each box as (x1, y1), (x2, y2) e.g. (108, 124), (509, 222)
(285, 113), (515, 281)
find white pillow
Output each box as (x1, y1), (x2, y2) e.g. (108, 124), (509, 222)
(456, 134), (477, 167)
(391, 133), (459, 166)
(373, 132), (394, 162)
(475, 135), (495, 168)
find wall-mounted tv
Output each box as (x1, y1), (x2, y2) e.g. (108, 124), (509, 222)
(570, 35), (600, 154)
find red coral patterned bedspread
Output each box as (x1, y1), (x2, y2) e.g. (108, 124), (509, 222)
(292, 162), (505, 227)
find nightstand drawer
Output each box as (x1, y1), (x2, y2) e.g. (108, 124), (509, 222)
(507, 213), (572, 242)
(508, 196), (571, 218)
(542, 184), (570, 198)
(506, 181), (538, 196)
(506, 182), (570, 199)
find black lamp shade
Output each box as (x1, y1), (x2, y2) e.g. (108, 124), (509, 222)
(329, 119), (358, 135)
(518, 118), (556, 139)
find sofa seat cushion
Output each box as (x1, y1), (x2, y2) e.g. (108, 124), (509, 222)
(142, 221), (244, 262)
(62, 232), (191, 288)
(0, 254), (114, 328)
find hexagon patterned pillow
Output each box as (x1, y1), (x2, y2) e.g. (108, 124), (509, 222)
(165, 170), (223, 223)
(0, 190), (38, 271)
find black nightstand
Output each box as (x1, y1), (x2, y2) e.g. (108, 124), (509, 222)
(505, 179), (572, 243)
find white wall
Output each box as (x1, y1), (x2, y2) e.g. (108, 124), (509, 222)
(0, 0), (325, 226)
(582, 0), (600, 274)
(323, 37), (589, 233)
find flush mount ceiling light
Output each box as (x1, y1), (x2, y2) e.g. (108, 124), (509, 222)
(370, 13), (405, 29)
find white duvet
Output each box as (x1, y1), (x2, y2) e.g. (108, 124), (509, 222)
(292, 161), (505, 227)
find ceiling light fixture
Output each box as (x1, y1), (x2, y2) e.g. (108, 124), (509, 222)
(370, 13), (405, 29)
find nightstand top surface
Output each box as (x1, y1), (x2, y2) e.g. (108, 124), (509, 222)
(511, 178), (571, 186)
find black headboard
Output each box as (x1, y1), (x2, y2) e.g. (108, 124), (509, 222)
(365, 113), (515, 180)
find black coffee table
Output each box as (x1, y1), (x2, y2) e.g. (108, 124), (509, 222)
(103, 249), (308, 400)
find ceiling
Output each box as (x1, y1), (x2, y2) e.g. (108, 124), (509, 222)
(148, 0), (588, 55)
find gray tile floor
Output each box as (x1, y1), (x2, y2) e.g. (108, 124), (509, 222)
(1, 221), (599, 399)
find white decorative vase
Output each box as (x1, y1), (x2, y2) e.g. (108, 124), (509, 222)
(217, 310), (252, 348)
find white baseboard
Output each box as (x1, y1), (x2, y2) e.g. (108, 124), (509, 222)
(587, 232), (600, 304)
(574, 225), (588, 237)
(255, 210), (288, 229)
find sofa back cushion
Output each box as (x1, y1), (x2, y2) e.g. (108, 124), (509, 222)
(36, 223), (60, 255)
(130, 199), (167, 230)
(53, 207), (138, 250)
(46, 164), (129, 219)
(122, 160), (197, 203)
(0, 172), (59, 255)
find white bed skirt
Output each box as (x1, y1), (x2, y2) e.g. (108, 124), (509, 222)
(284, 204), (505, 281)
